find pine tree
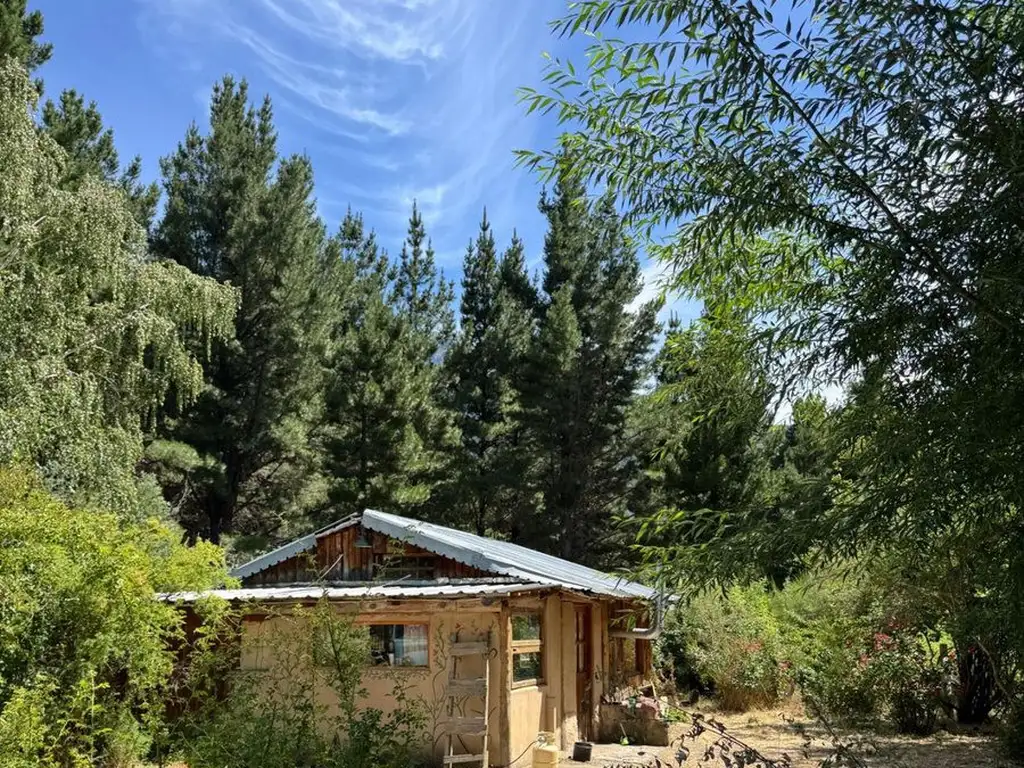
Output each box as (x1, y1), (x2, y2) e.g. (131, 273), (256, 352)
(40, 89), (160, 229)
(387, 202), (459, 519)
(519, 174), (660, 565)
(152, 77), (332, 544)
(491, 232), (540, 538)
(0, 0), (51, 89)
(390, 202), (455, 362)
(320, 211), (442, 522)
(446, 211), (511, 534)
(498, 230), (539, 316)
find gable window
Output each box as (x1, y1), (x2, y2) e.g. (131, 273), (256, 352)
(372, 552), (436, 580)
(511, 613), (543, 685)
(368, 624), (429, 667)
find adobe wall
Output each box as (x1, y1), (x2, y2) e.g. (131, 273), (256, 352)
(240, 596), (503, 764)
(238, 590), (618, 767)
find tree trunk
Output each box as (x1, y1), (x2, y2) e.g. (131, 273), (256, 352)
(956, 645), (998, 724)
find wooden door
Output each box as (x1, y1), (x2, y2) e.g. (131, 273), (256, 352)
(575, 605), (593, 741)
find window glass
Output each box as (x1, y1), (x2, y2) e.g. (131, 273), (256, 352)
(368, 624), (428, 667)
(512, 651), (542, 682)
(512, 614), (542, 641)
(511, 612), (543, 683)
(372, 553), (436, 579)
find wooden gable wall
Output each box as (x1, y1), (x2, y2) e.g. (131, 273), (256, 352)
(242, 526), (489, 586)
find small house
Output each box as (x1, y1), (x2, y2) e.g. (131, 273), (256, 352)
(170, 509), (661, 767)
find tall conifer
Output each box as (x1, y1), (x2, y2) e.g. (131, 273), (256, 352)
(519, 173), (660, 564)
(152, 77), (332, 543)
(446, 212), (507, 534)
(321, 211), (446, 521)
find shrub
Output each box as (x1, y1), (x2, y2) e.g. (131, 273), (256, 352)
(655, 610), (706, 698)
(662, 566), (958, 730)
(772, 572), (881, 720)
(774, 568), (954, 734)
(662, 583), (787, 711)
(1004, 699), (1024, 757)
(0, 466), (227, 767)
(179, 600), (429, 768)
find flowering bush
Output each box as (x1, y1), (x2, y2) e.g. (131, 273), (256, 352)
(796, 614), (955, 734)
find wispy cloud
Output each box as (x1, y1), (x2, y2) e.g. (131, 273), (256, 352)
(136, 0), (552, 266)
(256, 0), (457, 63)
(629, 261), (671, 314)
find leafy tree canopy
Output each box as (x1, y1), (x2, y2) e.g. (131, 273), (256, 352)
(521, 0), (1024, 587)
(0, 59), (235, 515)
(521, 0), (1024, 721)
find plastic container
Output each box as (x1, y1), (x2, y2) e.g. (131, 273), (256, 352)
(533, 731), (559, 766)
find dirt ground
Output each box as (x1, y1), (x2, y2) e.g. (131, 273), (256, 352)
(560, 708), (1021, 768)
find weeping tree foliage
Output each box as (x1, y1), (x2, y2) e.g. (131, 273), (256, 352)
(522, 0), (1024, 722)
(0, 59), (235, 516)
(1, 1), (157, 230)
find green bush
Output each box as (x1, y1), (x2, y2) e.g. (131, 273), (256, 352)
(662, 583), (787, 711)
(0, 467), (227, 767)
(774, 569), (953, 734)
(772, 571), (880, 719)
(1003, 700), (1024, 756)
(659, 567), (957, 732)
(179, 601), (429, 768)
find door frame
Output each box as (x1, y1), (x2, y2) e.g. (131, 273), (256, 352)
(574, 604), (594, 741)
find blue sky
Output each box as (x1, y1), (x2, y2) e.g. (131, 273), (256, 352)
(35, 0), (694, 321)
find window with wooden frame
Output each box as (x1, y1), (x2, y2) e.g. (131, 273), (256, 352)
(511, 613), (543, 685)
(372, 551), (436, 580)
(367, 623), (429, 667)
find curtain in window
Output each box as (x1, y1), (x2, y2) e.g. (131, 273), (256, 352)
(393, 624), (428, 666)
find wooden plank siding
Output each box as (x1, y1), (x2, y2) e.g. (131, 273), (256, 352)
(242, 526), (489, 586)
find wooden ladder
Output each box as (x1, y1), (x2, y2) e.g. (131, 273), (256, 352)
(442, 633), (491, 767)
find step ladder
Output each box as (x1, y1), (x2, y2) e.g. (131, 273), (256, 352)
(442, 632), (491, 767)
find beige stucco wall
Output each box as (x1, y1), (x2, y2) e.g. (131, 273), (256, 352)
(508, 685), (544, 767)
(238, 591), (615, 767)
(240, 598), (503, 764)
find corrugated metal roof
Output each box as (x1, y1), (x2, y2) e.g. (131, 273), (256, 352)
(314, 515), (360, 539)
(362, 509), (656, 600)
(161, 581), (551, 604)
(231, 533), (315, 580)
(228, 509), (657, 601)
(230, 517), (362, 580)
